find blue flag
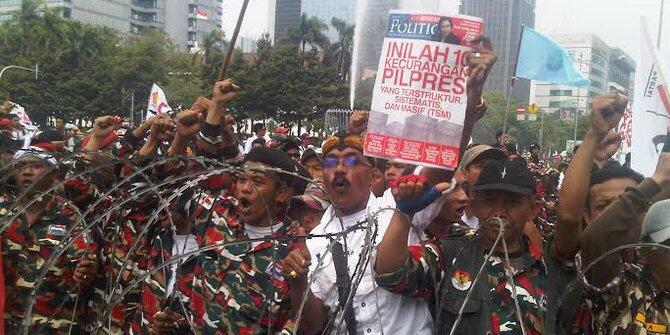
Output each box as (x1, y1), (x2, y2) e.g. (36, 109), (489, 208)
(514, 26), (590, 88)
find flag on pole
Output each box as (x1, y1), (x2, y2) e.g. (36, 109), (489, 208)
(631, 18), (670, 176)
(196, 9), (209, 20)
(514, 26), (590, 88)
(146, 83), (172, 120)
(8, 103), (35, 130)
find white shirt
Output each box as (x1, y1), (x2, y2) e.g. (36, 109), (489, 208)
(244, 134), (272, 153)
(307, 193), (433, 335)
(461, 211), (479, 229)
(244, 222), (284, 248)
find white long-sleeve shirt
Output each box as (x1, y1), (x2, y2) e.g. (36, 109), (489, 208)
(306, 193), (433, 335)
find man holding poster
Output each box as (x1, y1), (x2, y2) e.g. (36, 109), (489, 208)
(284, 10), (497, 335)
(364, 11), (487, 170)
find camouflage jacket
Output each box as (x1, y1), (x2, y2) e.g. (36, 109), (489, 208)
(376, 233), (565, 335)
(0, 197), (98, 334)
(174, 190), (295, 335)
(587, 263), (670, 335)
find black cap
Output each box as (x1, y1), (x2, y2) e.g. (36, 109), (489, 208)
(245, 147), (299, 186)
(300, 148), (320, 165)
(473, 158), (536, 195)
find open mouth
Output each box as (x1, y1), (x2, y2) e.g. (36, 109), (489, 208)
(239, 197), (251, 213)
(331, 176), (350, 192)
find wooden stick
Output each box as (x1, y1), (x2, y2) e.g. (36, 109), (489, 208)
(218, 0), (251, 81)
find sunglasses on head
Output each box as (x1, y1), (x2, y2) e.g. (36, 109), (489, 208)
(323, 155), (370, 169)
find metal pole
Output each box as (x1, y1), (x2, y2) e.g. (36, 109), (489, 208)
(502, 77), (516, 133)
(539, 108), (544, 150)
(573, 105), (578, 142)
(130, 91), (135, 128)
(659, 0), (665, 49)
(218, 0), (250, 80)
(573, 55), (584, 142)
(0, 64), (39, 81)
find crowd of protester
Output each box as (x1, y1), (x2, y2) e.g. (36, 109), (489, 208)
(0, 35), (667, 335)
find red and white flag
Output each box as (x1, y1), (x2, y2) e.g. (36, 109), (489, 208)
(196, 9), (208, 20)
(8, 103), (34, 130)
(146, 83), (172, 120)
(631, 18), (670, 176)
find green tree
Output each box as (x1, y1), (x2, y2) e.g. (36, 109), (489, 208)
(287, 14), (328, 56)
(329, 17), (354, 82)
(472, 91), (590, 155)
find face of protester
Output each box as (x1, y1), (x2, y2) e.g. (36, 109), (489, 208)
(286, 148), (300, 162)
(531, 148), (540, 157)
(440, 20), (452, 36)
(584, 177), (639, 224)
(234, 161), (289, 227)
(323, 147), (373, 215)
(385, 160), (410, 185)
(14, 156), (56, 194)
(369, 167), (386, 197)
(302, 156), (323, 181)
(257, 127), (267, 137)
(472, 190), (538, 248)
(643, 246), (670, 291)
(54, 118), (65, 131)
(463, 158), (490, 194)
(291, 203), (324, 232)
(11, 116), (21, 129)
(438, 181), (469, 222)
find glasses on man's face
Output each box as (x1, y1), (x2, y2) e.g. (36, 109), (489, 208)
(288, 152), (300, 159)
(323, 155), (369, 169)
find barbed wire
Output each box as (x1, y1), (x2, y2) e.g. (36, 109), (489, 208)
(3, 150), (669, 335)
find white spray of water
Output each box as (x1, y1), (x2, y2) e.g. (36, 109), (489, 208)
(349, 0), (371, 111)
(349, 0), (444, 111)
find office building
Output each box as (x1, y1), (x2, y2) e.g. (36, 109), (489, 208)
(272, 0), (301, 43)
(165, 0), (223, 52)
(0, 0), (223, 52)
(459, 0), (536, 103)
(532, 34), (635, 118)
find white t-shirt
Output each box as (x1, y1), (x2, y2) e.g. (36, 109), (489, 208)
(245, 222), (284, 248)
(306, 193), (433, 335)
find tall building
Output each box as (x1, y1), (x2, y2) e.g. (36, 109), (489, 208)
(272, 0), (301, 43)
(165, 0), (223, 52)
(459, 0), (536, 103)
(0, 0), (223, 52)
(532, 34), (635, 118)
(301, 0), (356, 42)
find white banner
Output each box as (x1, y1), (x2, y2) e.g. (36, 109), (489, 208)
(631, 19), (670, 176)
(146, 83), (172, 120)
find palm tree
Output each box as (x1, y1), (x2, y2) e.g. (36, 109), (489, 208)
(288, 14), (328, 56)
(330, 17), (354, 82)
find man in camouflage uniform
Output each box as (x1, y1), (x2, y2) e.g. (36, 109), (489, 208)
(578, 154), (670, 334)
(138, 80), (303, 335)
(1, 147), (100, 334)
(526, 143), (548, 181)
(375, 158), (575, 334)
